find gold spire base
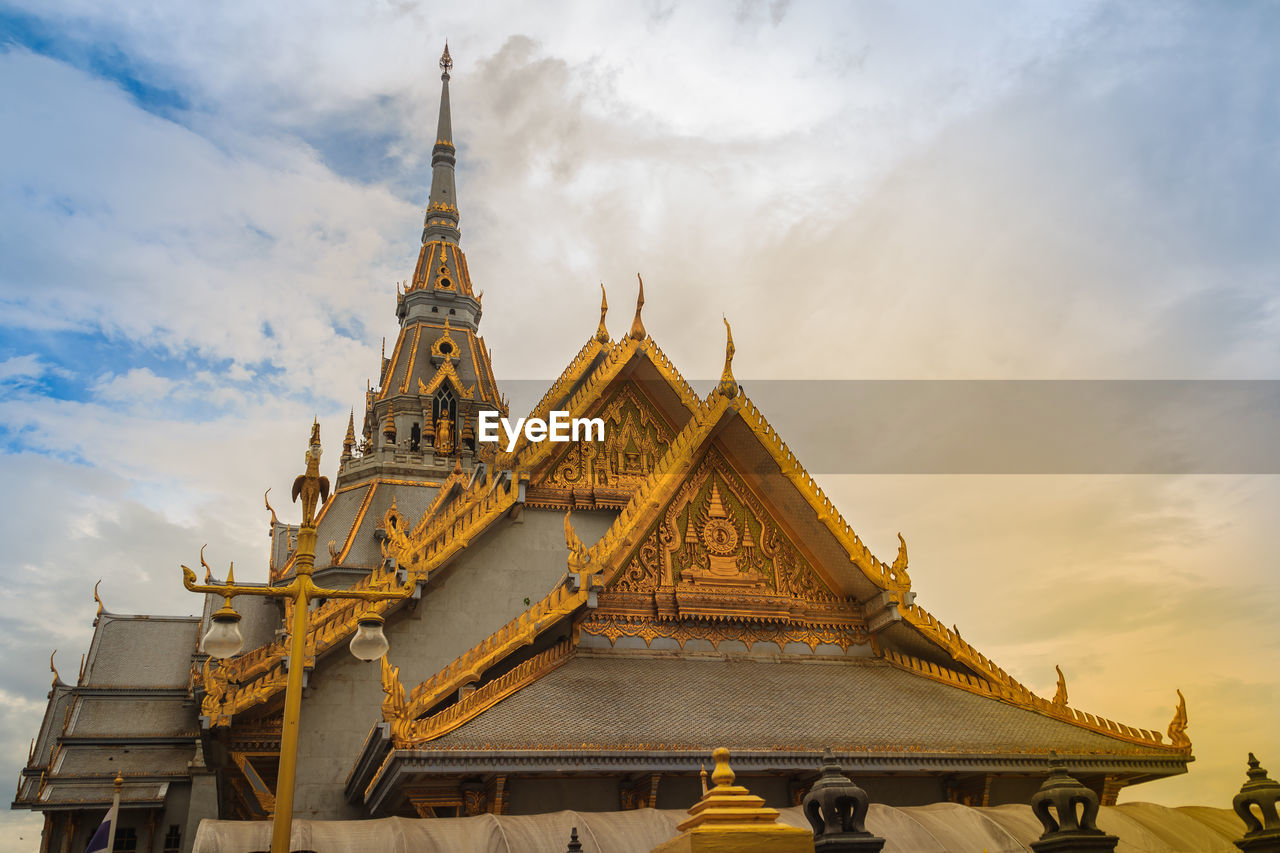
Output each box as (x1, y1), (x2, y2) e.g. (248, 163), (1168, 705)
(651, 748), (813, 853)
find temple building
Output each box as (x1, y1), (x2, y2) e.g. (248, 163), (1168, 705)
(13, 49), (1195, 853)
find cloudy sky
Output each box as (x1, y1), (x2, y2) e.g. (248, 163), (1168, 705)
(2, 0), (1278, 845)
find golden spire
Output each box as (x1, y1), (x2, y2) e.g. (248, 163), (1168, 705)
(715, 317), (737, 398)
(628, 274), (646, 340)
(440, 41), (453, 78)
(383, 400), (397, 443)
(342, 409), (356, 461)
(1168, 688), (1190, 749)
(1052, 665), (1068, 707)
(595, 283), (610, 343)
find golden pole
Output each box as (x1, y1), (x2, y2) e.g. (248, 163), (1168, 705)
(270, 566), (312, 853)
(180, 424), (414, 853)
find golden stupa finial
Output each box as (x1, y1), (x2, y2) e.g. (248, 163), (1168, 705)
(383, 400), (397, 443)
(710, 747), (734, 788)
(440, 41), (453, 78)
(93, 580), (104, 615)
(1168, 688), (1190, 749)
(699, 763), (708, 795)
(1052, 665), (1068, 707)
(715, 316), (737, 398)
(50, 651), (61, 686)
(671, 748), (808, 846)
(595, 283), (610, 343)
(628, 274), (646, 340)
(226, 562), (236, 586)
(342, 409), (356, 461)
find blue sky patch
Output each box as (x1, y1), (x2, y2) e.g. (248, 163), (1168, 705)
(0, 6), (190, 120)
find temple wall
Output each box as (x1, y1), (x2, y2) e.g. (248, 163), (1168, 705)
(290, 507), (618, 820)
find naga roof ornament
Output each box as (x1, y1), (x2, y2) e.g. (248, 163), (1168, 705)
(715, 317), (737, 398)
(595, 283), (610, 343)
(628, 274), (646, 340)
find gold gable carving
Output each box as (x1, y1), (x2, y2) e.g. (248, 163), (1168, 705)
(418, 360), (475, 400)
(530, 382), (674, 501)
(612, 448), (835, 612)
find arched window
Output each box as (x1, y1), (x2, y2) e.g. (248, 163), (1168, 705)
(432, 388), (457, 454)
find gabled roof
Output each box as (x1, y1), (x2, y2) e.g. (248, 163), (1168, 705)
(195, 471), (523, 726)
(420, 651), (1178, 759)
(359, 362), (1188, 798)
(14, 612), (200, 811)
(503, 334), (703, 476)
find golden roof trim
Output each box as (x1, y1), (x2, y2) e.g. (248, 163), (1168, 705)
(335, 481), (380, 565)
(417, 358), (474, 400)
(197, 479), (521, 725)
(398, 326), (423, 395)
(880, 647), (1183, 751)
(506, 335), (702, 470)
(401, 583), (589, 719)
(389, 639), (576, 748)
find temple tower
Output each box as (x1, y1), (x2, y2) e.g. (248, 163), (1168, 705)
(270, 46), (505, 588)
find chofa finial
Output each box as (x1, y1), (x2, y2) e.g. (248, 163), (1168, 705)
(1053, 665), (1068, 707)
(93, 580), (104, 616)
(715, 316), (737, 398)
(1167, 688), (1190, 749)
(440, 42), (453, 78)
(628, 274), (646, 340)
(595, 283), (610, 343)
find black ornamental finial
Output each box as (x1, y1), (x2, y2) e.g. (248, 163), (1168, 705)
(1233, 753), (1280, 852)
(802, 750), (885, 851)
(1029, 755), (1118, 853)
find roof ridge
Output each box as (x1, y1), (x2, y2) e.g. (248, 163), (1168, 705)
(880, 647), (1179, 752)
(581, 391), (726, 578)
(198, 478), (521, 726)
(389, 638), (575, 748)
(399, 582), (588, 719)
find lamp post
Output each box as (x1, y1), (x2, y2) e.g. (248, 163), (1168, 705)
(182, 423), (414, 853)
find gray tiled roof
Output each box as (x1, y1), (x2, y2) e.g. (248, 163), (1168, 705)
(83, 616), (199, 688)
(53, 744), (194, 777)
(30, 683), (74, 768)
(37, 781), (168, 806)
(428, 653), (1169, 756)
(341, 481), (438, 568)
(66, 695), (196, 738)
(315, 484), (371, 568)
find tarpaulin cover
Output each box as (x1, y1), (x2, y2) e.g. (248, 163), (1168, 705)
(193, 803), (1245, 853)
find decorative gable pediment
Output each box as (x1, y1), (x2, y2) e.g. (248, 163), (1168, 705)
(528, 381), (677, 506)
(612, 447), (833, 603)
